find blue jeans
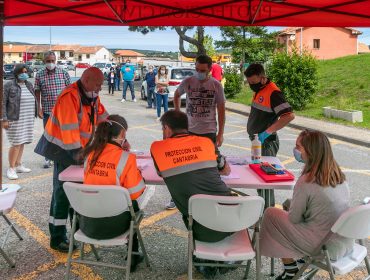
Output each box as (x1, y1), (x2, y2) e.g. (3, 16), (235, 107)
(156, 93), (168, 117)
(122, 80), (135, 100)
(115, 77), (120, 90)
(147, 86), (156, 108)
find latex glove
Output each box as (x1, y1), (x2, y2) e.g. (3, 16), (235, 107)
(258, 131), (271, 144)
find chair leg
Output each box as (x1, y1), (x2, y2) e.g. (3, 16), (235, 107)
(243, 260), (251, 279)
(188, 231), (193, 280)
(91, 245), (100, 261)
(0, 247), (15, 268)
(136, 228), (150, 267)
(65, 212), (77, 280)
(270, 257), (275, 276)
(2, 215), (23, 240)
(126, 221), (134, 280)
(80, 242), (85, 260)
(323, 248), (335, 280)
(255, 231), (261, 280)
(359, 239), (370, 274)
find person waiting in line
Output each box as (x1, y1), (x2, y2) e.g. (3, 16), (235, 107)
(81, 114), (146, 271)
(107, 67), (116, 95)
(2, 64), (39, 180)
(167, 55), (226, 210)
(210, 60), (223, 82)
(121, 59), (136, 103)
(155, 65), (169, 121)
(115, 64), (121, 91)
(151, 110), (234, 278)
(144, 65), (156, 109)
(244, 63), (295, 209)
(260, 130), (354, 280)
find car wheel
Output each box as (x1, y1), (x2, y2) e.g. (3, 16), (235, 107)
(141, 86), (147, 100)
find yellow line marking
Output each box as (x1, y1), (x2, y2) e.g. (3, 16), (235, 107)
(225, 123), (246, 129)
(141, 209), (179, 228)
(223, 129), (245, 136)
(13, 261), (60, 280)
(341, 167), (370, 177)
(141, 127), (162, 133)
(9, 210), (102, 279)
(11, 172), (53, 184)
(281, 157), (296, 166)
(130, 123), (159, 130)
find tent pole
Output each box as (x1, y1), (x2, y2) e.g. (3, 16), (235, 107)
(0, 1), (4, 191)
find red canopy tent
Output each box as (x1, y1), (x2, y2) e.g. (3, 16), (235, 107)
(1, 0), (370, 188)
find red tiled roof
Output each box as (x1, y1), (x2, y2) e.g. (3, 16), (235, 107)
(75, 46), (105, 54)
(51, 44), (80, 51)
(3, 44), (29, 52)
(115, 50), (145, 57)
(27, 45), (50, 53)
(278, 27), (362, 36)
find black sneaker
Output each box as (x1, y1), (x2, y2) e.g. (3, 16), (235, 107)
(50, 240), (77, 253)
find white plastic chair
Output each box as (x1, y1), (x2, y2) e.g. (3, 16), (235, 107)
(187, 194), (265, 280)
(293, 203), (370, 280)
(63, 182), (150, 280)
(0, 184), (22, 268)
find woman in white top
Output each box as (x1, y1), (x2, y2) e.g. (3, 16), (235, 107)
(260, 130), (354, 280)
(2, 64), (38, 180)
(155, 65), (169, 120)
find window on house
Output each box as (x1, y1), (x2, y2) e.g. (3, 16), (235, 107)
(104, 55), (106, 59)
(60, 51), (65, 58)
(313, 39), (320, 49)
(69, 51), (73, 57)
(86, 54), (90, 59)
(19, 53), (22, 57)
(8, 53), (11, 57)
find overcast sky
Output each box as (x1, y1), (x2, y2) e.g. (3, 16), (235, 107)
(4, 26), (370, 51)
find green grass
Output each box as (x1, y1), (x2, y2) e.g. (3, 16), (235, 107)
(229, 54), (370, 129)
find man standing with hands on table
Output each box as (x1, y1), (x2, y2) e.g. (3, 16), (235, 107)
(244, 63), (295, 207)
(151, 110), (232, 278)
(168, 55), (226, 210)
(35, 67), (109, 252)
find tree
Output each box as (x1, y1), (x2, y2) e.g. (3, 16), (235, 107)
(188, 31), (216, 57)
(128, 26), (206, 58)
(215, 27), (280, 64)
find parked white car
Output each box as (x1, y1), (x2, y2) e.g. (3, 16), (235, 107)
(93, 62), (114, 77)
(141, 67), (196, 103)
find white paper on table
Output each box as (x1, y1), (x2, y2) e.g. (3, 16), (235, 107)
(227, 157), (249, 166)
(221, 172), (240, 180)
(137, 161), (151, 171)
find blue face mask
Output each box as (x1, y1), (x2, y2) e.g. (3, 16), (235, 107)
(195, 71), (207, 81)
(293, 148), (305, 163)
(18, 73), (29, 81)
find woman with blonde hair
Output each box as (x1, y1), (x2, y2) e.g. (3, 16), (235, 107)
(155, 65), (169, 120)
(260, 130), (354, 280)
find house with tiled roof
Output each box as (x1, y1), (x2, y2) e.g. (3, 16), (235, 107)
(277, 27), (363, 60)
(74, 45), (111, 64)
(358, 42), (370, 54)
(52, 44), (80, 61)
(115, 50), (145, 64)
(3, 44), (30, 63)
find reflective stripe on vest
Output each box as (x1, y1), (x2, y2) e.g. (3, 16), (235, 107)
(44, 129), (81, 150)
(160, 160), (217, 178)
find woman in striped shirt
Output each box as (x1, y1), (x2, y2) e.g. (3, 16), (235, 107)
(2, 64), (38, 180)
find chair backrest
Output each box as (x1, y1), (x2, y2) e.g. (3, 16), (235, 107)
(63, 182), (132, 218)
(331, 204), (370, 239)
(0, 185), (20, 213)
(189, 194), (265, 232)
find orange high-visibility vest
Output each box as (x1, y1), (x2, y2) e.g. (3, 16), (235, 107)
(84, 143), (146, 200)
(251, 81), (281, 113)
(44, 82), (108, 150)
(150, 134), (217, 178)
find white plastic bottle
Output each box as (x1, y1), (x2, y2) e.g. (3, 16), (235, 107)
(251, 134), (262, 164)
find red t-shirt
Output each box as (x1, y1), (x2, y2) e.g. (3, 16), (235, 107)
(210, 63), (223, 82)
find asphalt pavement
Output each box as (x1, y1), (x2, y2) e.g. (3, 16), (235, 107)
(1, 79), (369, 280)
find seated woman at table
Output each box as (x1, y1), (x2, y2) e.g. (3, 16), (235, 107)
(260, 130), (354, 280)
(81, 114), (146, 271)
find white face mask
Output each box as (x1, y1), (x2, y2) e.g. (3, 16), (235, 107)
(86, 91), (98, 98)
(160, 70), (165, 75)
(46, 63), (56, 70)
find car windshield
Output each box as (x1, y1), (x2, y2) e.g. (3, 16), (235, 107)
(4, 65), (14, 71)
(171, 69), (196, 80)
(93, 63), (105, 68)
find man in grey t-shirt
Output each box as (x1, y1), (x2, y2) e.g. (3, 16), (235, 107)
(167, 55), (226, 210)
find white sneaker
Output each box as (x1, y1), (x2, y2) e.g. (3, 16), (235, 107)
(121, 98), (126, 103)
(7, 168), (18, 180)
(133, 98), (137, 102)
(156, 117), (161, 122)
(16, 164), (31, 173)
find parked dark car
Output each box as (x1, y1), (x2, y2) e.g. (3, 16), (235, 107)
(3, 64), (34, 80)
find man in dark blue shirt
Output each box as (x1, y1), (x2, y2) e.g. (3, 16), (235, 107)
(144, 65), (157, 109)
(115, 65), (121, 91)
